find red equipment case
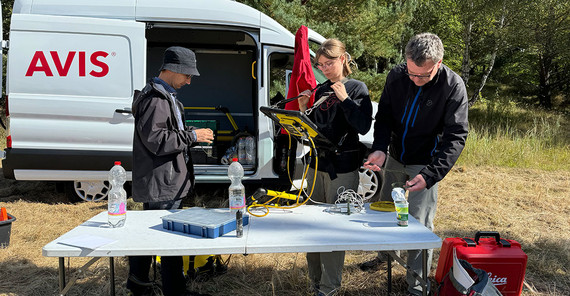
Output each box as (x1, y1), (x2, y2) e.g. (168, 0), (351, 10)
(435, 231), (527, 296)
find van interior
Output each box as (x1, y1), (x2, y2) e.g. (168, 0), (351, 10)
(145, 25), (261, 175)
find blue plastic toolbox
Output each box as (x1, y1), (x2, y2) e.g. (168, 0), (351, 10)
(162, 207), (249, 238)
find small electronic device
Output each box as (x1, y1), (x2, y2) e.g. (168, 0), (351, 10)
(259, 106), (337, 151)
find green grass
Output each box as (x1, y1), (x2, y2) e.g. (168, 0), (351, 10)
(456, 98), (570, 171)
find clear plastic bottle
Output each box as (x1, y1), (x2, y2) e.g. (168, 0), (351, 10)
(237, 137), (246, 164)
(245, 136), (255, 165)
(108, 161), (127, 228)
(228, 158), (245, 215)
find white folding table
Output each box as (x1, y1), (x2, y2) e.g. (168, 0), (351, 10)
(43, 204), (441, 295)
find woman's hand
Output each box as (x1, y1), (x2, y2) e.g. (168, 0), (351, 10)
(297, 89), (312, 112)
(331, 81), (348, 101)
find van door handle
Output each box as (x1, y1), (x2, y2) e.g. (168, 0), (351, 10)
(115, 108), (132, 115)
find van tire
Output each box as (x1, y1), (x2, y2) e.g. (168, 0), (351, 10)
(65, 180), (110, 202)
(358, 167), (382, 201)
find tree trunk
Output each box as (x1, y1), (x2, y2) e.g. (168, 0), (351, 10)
(461, 1), (474, 86)
(468, 3), (506, 107)
(469, 46), (498, 107)
(538, 54), (553, 109)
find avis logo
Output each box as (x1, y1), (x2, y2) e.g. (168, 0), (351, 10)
(488, 273), (507, 286)
(26, 51), (111, 77)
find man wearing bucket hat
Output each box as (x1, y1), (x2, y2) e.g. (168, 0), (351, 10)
(129, 46), (214, 296)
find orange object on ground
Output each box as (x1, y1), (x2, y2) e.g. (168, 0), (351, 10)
(0, 208), (7, 221)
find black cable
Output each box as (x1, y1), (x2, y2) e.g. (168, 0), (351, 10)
(273, 80), (331, 108)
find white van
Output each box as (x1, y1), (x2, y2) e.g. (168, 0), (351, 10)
(1, 0), (380, 201)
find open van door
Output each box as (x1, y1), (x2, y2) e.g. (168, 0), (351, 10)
(4, 14), (145, 201)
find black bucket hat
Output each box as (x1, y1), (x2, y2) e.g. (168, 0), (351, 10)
(160, 46), (200, 76)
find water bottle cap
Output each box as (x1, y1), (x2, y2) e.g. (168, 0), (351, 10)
(114, 161), (121, 165)
(232, 158), (238, 162)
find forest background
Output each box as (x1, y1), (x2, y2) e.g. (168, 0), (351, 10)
(238, 0), (570, 111)
(2, 0), (570, 110)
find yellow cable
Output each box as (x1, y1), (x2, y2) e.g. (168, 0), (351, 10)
(246, 125), (318, 216)
(286, 132), (296, 188)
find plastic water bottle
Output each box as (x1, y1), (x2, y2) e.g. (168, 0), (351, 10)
(108, 161), (127, 228)
(228, 158), (245, 215)
(391, 187), (408, 227)
(237, 137), (246, 164)
(245, 136), (255, 165)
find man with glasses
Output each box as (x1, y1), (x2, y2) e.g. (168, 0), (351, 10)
(129, 46), (214, 296)
(361, 33), (468, 296)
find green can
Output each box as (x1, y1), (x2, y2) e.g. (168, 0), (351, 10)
(395, 201), (409, 227)
(397, 213), (408, 227)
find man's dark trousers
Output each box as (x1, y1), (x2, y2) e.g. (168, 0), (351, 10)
(127, 199), (184, 296)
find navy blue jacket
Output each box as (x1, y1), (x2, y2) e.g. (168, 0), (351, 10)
(372, 63), (468, 188)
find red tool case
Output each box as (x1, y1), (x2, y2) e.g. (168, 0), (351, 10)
(435, 231), (527, 296)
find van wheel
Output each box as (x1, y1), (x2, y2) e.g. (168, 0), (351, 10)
(65, 180), (110, 202)
(358, 167), (382, 201)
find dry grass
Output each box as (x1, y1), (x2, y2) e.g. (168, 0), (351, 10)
(0, 166), (569, 295)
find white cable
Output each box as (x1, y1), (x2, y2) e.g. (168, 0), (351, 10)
(324, 186), (364, 214)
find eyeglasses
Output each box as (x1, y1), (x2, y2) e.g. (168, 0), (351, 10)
(316, 58), (339, 70)
(185, 74), (193, 79)
(405, 63), (437, 79)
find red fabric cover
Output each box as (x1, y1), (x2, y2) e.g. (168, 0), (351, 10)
(284, 25), (316, 111)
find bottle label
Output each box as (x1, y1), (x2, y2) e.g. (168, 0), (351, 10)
(229, 190), (245, 210)
(109, 202), (126, 216)
(397, 214), (408, 226)
(395, 202), (408, 227)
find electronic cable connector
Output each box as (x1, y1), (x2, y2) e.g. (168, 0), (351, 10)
(326, 187), (365, 215)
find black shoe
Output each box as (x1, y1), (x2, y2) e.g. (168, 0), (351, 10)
(127, 284), (162, 296)
(312, 283), (320, 296)
(358, 257), (386, 272)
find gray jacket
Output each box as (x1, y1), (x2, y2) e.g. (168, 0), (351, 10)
(131, 80), (196, 203)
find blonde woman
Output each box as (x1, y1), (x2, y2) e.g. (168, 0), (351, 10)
(298, 38), (372, 296)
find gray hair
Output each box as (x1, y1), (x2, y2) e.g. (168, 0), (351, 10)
(405, 33), (444, 66)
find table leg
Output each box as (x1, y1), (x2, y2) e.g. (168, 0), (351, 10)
(59, 257), (101, 295)
(59, 257), (65, 294)
(387, 250), (429, 295)
(109, 257), (115, 296)
(422, 249), (428, 296)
